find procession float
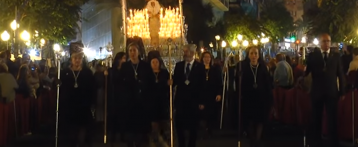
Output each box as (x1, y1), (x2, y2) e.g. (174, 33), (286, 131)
(125, 0), (188, 72)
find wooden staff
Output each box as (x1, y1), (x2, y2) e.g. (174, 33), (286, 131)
(104, 58), (111, 144)
(167, 38), (174, 147)
(352, 82), (355, 146)
(237, 49), (243, 147)
(220, 56), (229, 129)
(55, 58), (61, 147)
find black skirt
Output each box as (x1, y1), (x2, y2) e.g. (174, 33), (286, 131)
(242, 92), (270, 124)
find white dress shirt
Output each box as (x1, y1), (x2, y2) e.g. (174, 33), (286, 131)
(321, 49), (330, 58)
(185, 59), (195, 73)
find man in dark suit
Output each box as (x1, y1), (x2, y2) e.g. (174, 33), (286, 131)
(172, 44), (206, 147)
(304, 33), (345, 147)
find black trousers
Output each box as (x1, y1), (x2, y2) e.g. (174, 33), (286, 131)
(175, 112), (198, 147)
(309, 93), (339, 147)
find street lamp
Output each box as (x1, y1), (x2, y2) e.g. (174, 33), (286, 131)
(53, 44), (60, 52)
(253, 39), (258, 45)
(243, 40), (249, 47)
(40, 39), (46, 46)
(301, 37), (306, 44)
(221, 41), (227, 48)
(20, 30), (30, 41)
(221, 41), (227, 59)
(237, 34), (243, 41)
(313, 38), (319, 45)
(209, 42), (213, 48)
(260, 38), (269, 44)
(1, 31), (10, 50)
(232, 40), (238, 47)
(215, 35), (220, 41)
(10, 20), (18, 31)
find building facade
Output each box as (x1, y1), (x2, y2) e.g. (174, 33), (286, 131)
(81, 0), (124, 60)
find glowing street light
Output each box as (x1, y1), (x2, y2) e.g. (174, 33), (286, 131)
(20, 30), (30, 41)
(237, 34), (243, 41)
(25, 41), (31, 46)
(10, 20), (19, 31)
(261, 38), (269, 44)
(313, 38), (319, 45)
(243, 40), (249, 47)
(253, 39), (258, 45)
(1, 31), (10, 41)
(209, 42), (213, 48)
(232, 40), (238, 47)
(301, 37), (306, 43)
(30, 50), (36, 56)
(40, 39), (46, 46)
(53, 44), (61, 52)
(215, 35), (220, 41)
(221, 41), (227, 48)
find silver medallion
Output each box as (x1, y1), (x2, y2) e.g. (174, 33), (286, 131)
(185, 80), (190, 85)
(74, 83), (78, 88)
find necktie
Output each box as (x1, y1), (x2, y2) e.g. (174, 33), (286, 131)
(186, 63), (191, 76)
(323, 52), (328, 62)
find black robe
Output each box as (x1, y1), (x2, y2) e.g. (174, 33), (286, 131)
(148, 69), (170, 121)
(119, 60), (152, 133)
(200, 65), (222, 123)
(108, 67), (127, 132)
(59, 67), (96, 126)
(238, 61), (273, 124)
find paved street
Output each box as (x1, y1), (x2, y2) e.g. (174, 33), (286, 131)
(7, 123), (308, 147)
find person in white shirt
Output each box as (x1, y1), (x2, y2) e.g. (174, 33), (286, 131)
(347, 47), (358, 74)
(0, 63), (18, 103)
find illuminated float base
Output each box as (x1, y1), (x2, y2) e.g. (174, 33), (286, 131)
(127, 3), (187, 72)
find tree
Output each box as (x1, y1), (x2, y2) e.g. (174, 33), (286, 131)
(260, 1), (294, 42)
(0, 0), (89, 44)
(223, 9), (266, 42)
(222, 2), (293, 44)
(305, 0), (358, 42)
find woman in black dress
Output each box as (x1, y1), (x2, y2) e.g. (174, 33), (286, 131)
(148, 57), (170, 146)
(200, 51), (222, 135)
(59, 51), (96, 147)
(238, 46), (273, 147)
(108, 52), (127, 145)
(119, 43), (152, 147)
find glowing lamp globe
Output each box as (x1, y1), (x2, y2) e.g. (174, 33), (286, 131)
(231, 40), (238, 47)
(1, 31), (10, 41)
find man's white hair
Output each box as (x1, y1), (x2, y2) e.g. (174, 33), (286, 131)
(183, 44), (197, 53)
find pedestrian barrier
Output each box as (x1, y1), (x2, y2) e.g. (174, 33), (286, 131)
(322, 90), (358, 140)
(0, 91), (56, 146)
(0, 86), (356, 146)
(271, 87), (357, 142)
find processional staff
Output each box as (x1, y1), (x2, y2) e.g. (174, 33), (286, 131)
(103, 56), (112, 144)
(167, 38), (174, 147)
(237, 49), (243, 147)
(55, 53), (61, 147)
(220, 55), (229, 130)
